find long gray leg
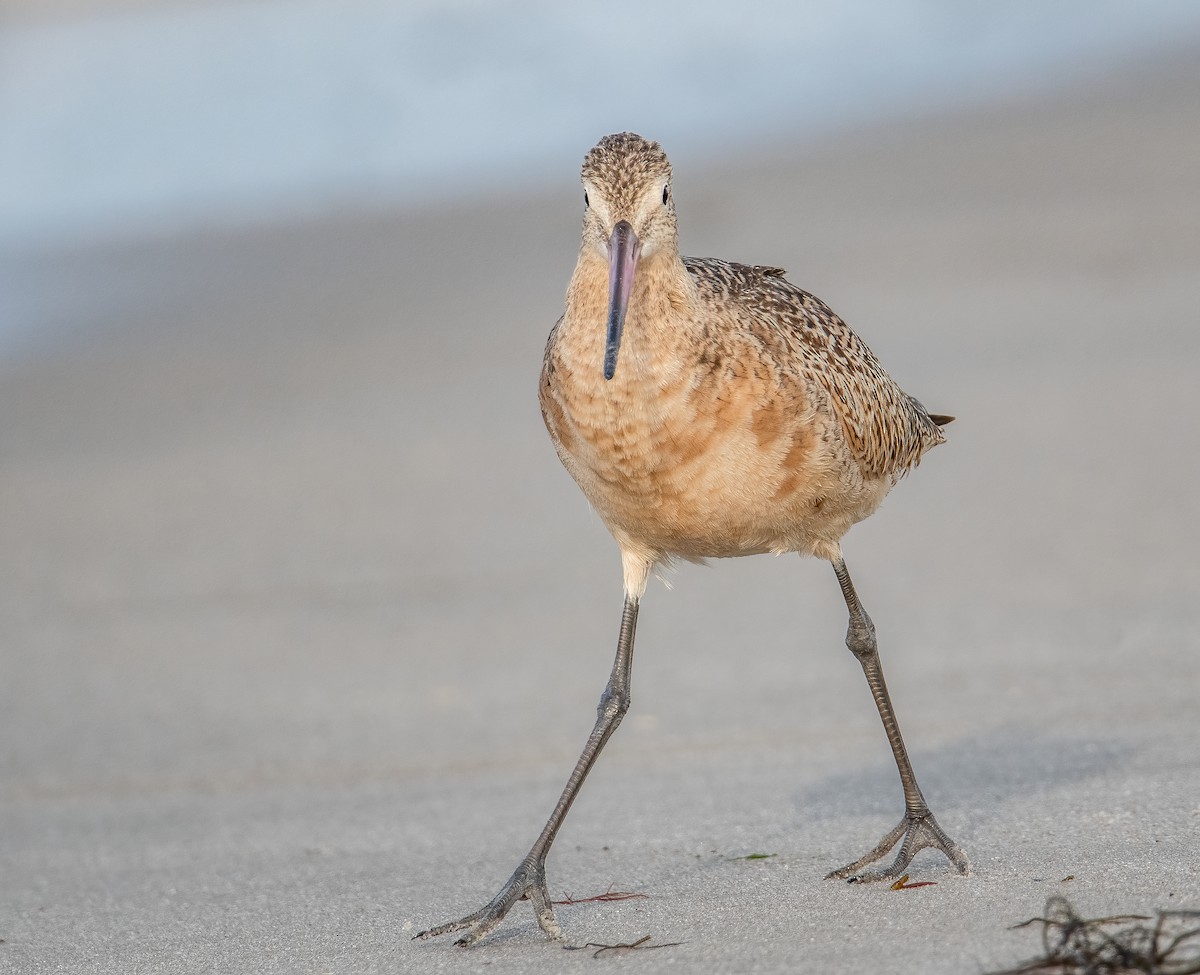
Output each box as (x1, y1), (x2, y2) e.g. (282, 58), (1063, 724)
(415, 596), (640, 946)
(825, 558), (969, 882)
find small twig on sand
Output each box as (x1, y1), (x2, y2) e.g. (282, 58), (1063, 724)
(565, 934), (684, 958)
(552, 884), (649, 906)
(988, 896), (1200, 975)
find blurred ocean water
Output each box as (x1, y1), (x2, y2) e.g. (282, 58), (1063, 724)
(3, 0), (1200, 254)
(1, 1), (1199, 357)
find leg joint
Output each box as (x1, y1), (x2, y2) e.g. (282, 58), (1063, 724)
(596, 684), (630, 724)
(845, 613), (877, 660)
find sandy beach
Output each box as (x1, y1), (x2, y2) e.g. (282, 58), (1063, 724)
(2, 44), (1198, 974)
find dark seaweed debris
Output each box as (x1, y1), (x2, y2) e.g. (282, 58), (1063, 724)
(989, 896), (1200, 975)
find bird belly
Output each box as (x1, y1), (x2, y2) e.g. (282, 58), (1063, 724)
(541, 354), (886, 563)
(587, 440), (880, 563)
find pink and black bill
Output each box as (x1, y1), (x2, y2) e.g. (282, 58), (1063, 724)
(604, 220), (641, 380)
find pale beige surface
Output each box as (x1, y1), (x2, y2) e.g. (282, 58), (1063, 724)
(1, 49), (1198, 974)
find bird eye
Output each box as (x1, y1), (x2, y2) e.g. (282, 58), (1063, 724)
(662, 184), (671, 205)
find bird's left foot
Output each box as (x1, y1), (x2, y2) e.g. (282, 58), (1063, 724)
(825, 810), (969, 883)
(413, 858), (561, 947)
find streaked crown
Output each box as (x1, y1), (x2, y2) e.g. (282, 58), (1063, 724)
(582, 132), (672, 188)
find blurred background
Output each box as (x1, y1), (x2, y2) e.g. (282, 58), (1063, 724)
(4, 0), (1200, 356)
(2, 4), (1199, 972)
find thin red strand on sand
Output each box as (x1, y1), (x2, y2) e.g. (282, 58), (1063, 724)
(890, 874), (939, 890)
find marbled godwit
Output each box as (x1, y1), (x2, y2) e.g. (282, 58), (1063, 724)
(417, 132), (968, 947)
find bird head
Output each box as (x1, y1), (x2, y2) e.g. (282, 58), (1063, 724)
(579, 133), (677, 380)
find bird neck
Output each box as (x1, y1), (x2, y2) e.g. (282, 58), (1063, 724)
(563, 248), (696, 380)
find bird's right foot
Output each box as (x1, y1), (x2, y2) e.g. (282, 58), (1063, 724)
(413, 859), (561, 947)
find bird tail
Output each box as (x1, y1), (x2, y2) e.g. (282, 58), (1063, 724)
(907, 394), (954, 428)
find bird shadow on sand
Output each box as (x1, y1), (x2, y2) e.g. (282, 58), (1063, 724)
(792, 727), (1134, 822)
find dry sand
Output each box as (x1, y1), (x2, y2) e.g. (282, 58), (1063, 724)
(2, 46), (1199, 974)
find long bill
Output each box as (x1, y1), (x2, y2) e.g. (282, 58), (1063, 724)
(604, 220), (641, 381)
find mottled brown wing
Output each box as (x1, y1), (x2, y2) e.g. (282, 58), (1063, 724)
(683, 256), (946, 479)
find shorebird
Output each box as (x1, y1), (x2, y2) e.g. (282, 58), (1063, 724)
(417, 132), (968, 948)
